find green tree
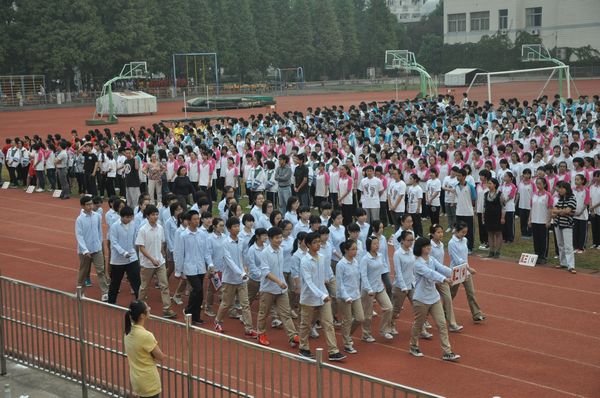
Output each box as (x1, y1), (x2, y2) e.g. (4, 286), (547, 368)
(151, 0), (195, 73)
(312, 0), (343, 79)
(281, 0), (315, 78)
(359, 0), (400, 73)
(227, 0), (260, 81)
(334, 0), (360, 78)
(250, 0), (281, 72)
(417, 34), (443, 74)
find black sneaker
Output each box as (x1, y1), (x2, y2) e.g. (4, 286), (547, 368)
(298, 349), (314, 359)
(344, 346), (358, 354)
(442, 352), (461, 362)
(328, 352), (347, 361)
(409, 346), (424, 357)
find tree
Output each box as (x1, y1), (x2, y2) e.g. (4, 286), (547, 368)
(281, 0), (315, 78)
(312, 0), (343, 79)
(151, 0), (195, 73)
(358, 0), (400, 73)
(226, 0), (260, 81)
(334, 0), (360, 78)
(417, 34), (443, 74)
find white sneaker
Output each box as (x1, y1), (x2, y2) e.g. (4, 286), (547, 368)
(380, 332), (394, 340)
(172, 296), (183, 305)
(419, 331), (433, 340)
(424, 321), (432, 329)
(310, 326), (320, 339)
(271, 319), (283, 328)
(101, 294), (108, 302)
(35, 188), (44, 192)
(291, 310), (298, 319)
(361, 335), (376, 343)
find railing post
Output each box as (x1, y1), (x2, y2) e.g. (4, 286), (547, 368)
(0, 277), (7, 375)
(76, 286), (88, 398)
(315, 348), (324, 398)
(185, 314), (193, 398)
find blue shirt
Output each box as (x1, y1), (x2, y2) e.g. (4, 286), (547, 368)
(220, 237), (247, 284)
(105, 209), (120, 239)
(328, 225), (345, 261)
(164, 216), (178, 253)
(291, 248), (307, 278)
(175, 228), (213, 276)
(413, 256), (452, 305)
(109, 220), (139, 265)
(335, 257), (361, 302)
(448, 235), (469, 268)
(259, 246), (287, 294)
(430, 240), (445, 264)
(299, 253), (329, 306)
(360, 252), (385, 294)
(246, 244), (265, 282)
(209, 233), (227, 271)
(393, 246), (415, 291)
(75, 210), (103, 254)
(281, 235), (294, 273)
(292, 220), (311, 238)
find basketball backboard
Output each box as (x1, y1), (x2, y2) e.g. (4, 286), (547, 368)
(385, 50), (415, 70)
(521, 44), (551, 62)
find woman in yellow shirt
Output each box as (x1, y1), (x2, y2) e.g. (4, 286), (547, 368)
(124, 301), (164, 398)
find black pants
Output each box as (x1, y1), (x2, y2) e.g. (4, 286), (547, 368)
(341, 203), (354, 226)
(477, 213), (488, 245)
(97, 173), (107, 197)
(390, 211), (403, 231)
(84, 173), (98, 196)
(573, 218), (588, 250)
(108, 261), (141, 304)
(266, 191), (277, 209)
(46, 168), (57, 190)
(75, 173), (85, 194)
(591, 215), (600, 246)
(502, 211), (515, 242)
(8, 166), (18, 185)
(186, 274), (205, 322)
(329, 193), (339, 210)
(199, 185), (212, 210)
(531, 223), (549, 260)
(429, 205), (440, 226)
(379, 201), (389, 227)
(117, 175), (126, 195)
(520, 208), (532, 237)
(457, 215), (474, 251)
(381, 272), (392, 299)
(105, 177), (116, 197)
(410, 212), (423, 237)
(17, 165), (28, 185)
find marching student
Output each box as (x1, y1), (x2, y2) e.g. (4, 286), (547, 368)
(292, 206), (311, 237)
(279, 220), (298, 318)
(213, 217), (258, 338)
(329, 211), (346, 264)
(551, 181), (577, 273)
(391, 230), (416, 331)
(107, 206), (141, 304)
(203, 217), (226, 317)
(573, 174), (591, 253)
(256, 227), (300, 346)
(298, 232), (346, 361)
(590, 171), (600, 249)
(528, 177), (554, 264)
(165, 202), (184, 304)
(336, 239), (365, 354)
(136, 205), (177, 319)
(75, 195), (110, 301)
(360, 236), (394, 342)
(290, 231), (308, 316)
(409, 237), (460, 362)
(448, 221), (485, 323)
(369, 220), (392, 297)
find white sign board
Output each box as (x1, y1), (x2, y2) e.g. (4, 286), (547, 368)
(451, 263), (469, 286)
(519, 253), (538, 267)
(1, 182), (9, 189)
(52, 189), (62, 198)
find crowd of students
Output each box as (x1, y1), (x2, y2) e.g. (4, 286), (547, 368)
(6, 92), (600, 370)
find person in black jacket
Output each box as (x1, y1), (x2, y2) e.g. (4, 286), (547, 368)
(172, 165), (196, 207)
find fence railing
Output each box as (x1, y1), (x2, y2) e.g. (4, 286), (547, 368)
(0, 276), (443, 398)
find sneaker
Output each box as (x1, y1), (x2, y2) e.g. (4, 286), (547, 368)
(314, 320), (322, 329)
(372, 310), (378, 317)
(172, 296), (183, 305)
(214, 322), (224, 333)
(228, 311), (240, 319)
(298, 349), (314, 359)
(390, 327), (399, 335)
(473, 315), (487, 323)
(257, 333), (270, 345)
(84, 279), (92, 287)
(442, 352), (461, 362)
(289, 335), (300, 347)
(328, 352), (347, 362)
(478, 244), (487, 250)
(361, 335), (375, 343)
(310, 326), (320, 339)
(344, 346), (358, 354)
(333, 318), (342, 328)
(245, 330), (259, 339)
(204, 308), (217, 317)
(35, 188), (44, 192)
(575, 249), (584, 254)
(424, 321), (432, 329)
(101, 293), (108, 302)
(493, 252), (500, 259)
(419, 331), (433, 340)
(409, 346), (424, 357)
(448, 324), (464, 332)
(154, 282), (160, 289)
(291, 310), (298, 319)
(163, 309), (177, 319)
(192, 319), (205, 326)
(271, 319), (283, 328)
(380, 332), (394, 340)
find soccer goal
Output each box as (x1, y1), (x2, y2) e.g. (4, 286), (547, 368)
(172, 53), (220, 97)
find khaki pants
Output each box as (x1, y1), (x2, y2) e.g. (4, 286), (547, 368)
(410, 300), (452, 355)
(450, 275), (482, 319)
(284, 272), (298, 310)
(299, 302), (339, 354)
(325, 279), (338, 317)
(216, 283), (253, 331)
(247, 279), (260, 303)
(392, 286), (413, 319)
(257, 292), (297, 339)
(339, 299), (365, 347)
(361, 290), (392, 337)
(78, 252), (108, 295)
(139, 265), (171, 312)
(436, 283), (458, 326)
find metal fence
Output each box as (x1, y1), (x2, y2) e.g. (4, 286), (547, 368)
(0, 276), (443, 398)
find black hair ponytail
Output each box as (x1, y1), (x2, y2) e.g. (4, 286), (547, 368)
(125, 300), (147, 335)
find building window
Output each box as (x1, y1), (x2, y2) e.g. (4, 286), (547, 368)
(498, 9), (508, 30)
(470, 11), (489, 31)
(526, 7), (542, 28)
(448, 13), (466, 32)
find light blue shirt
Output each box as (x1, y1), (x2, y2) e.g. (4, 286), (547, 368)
(220, 236), (247, 284)
(360, 252), (385, 294)
(393, 246), (415, 291)
(239, 228), (254, 256)
(175, 227), (213, 276)
(75, 210), (103, 254)
(335, 257), (361, 302)
(256, 213), (271, 230)
(109, 220), (139, 265)
(376, 235), (390, 273)
(105, 209), (120, 239)
(448, 235), (468, 268)
(299, 253), (329, 306)
(250, 206), (262, 223)
(357, 222), (370, 246)
(284, 211), (298, 226)
(413, 256), (452, 305)
(259, 246), (287, 294)
(328, 224), (345, 261)
(291, 248), (307, 278)
(159, 206), (171, 227)
(209, 232), (227, 272)
(217, 198), (228, 220)
(281, 235), (294, 273)
(164, 216), (178, 253)
(292, 220), (311, 238)
(430, 240), (445, 264)
(246, 244), (265, 282)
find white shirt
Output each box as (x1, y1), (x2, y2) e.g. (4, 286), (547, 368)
(359, 176), (384, 208)
(442, 176), (458, 203)
(135, 223), (165, 269)
(406, 185), (423, 214)
(388, 179), (407, 212)
(426, 179), (441, 206)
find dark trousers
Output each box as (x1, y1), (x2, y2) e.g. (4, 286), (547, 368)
(8, 166), (18, 185)
(341, 203), (354, 226)
(390, 211), (403, 231)
(108, 261), (141, 304)
(477, 213), (488, 245)
(97, 173), (107, 197)
(457, 215), (474, 251)
(186, 274), (205, 322)
(381, 272), (392, 299)
(410, 212), (423, 237)
(520, 208), (532, 237)
(591, 215), (600, 246)
(105, 177), (116, 197)
(329, 192), (339, 210)
(116, 175), (126, 195)
(17, 165), (28, 185)
(57, 168), (69, 196)
(35, 170), (45, 190)
(531, 223), (549, 260)
(379, 201), (389, 227)
(46, 168), (57, 190)
(573, 219), (588, 250)
(502, 211), (515, 242)
(429, 205), (440, 226)
(75, 173), (85, 194)
(266, 191), (277, 209)
(84, 173), (98, 196)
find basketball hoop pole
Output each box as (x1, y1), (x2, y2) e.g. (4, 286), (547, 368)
(521, 44), (571, 99)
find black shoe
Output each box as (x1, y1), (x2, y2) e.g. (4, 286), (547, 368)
(493, 252), (500, 258)
(442, 352), (461, 362)
(192, 319), (205, 326)
(328, 352), (347, 362)
(486, 251), (495, 258)
(299, 349), (314, 359)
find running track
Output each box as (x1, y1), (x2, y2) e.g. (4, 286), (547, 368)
(0, 189), (599, 398)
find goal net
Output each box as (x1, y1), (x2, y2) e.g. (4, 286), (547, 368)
(466, 65), (573, 103)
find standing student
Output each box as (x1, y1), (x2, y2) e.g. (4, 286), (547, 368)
(528, 178), (553, 264)
(205, 217), (226, 316)
(448, 222), (485, 323)
(256, 227), (300, 347)
(293, 154), (310, 207)
(573, 175), (590, 253)
(358, 165), (384, 224)
(426, 168), (441, 226)
(590, 171), (600, 249)
(108, 206), (141, 304)
(75, 195), (110, 301)
(124, 301), (164, 398)
(124, 148), (142, 208)
(136, 205), (177, 319)
(336, 239), (365, 354)
(500, 171), (517, 243)
(388, 167), (407, 230)
(314, 162), (330, 210)
(360, 236), (394, 342)
(483, 178), (504, 258)
(517, 169), (534, 238)
(298, 233), (346, 361)
(213, 217), (258, 338)
(552, 181), (577, 273)
(82, 143), (99, 196)
(409, 237), (460, 362)
(442, 167), (459, 232)
(337, 165), (355, 226)
(406, 173), (423, 238)
(55, 141), (71, 199)
(476, 170), (490, 249)
(455, 169), (476, 252)
(275, 155), (293, 214)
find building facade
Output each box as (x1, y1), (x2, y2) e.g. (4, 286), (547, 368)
(387, 0), (440, 23)
(443, 0), (600, 56)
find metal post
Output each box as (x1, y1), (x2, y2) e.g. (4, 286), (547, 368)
(566, 66), (571, 99)
(214, 53), (220, 96)
(183, 91), (187, 119)
(172, 54), (177, 98)
(315, 348), (324, 398)
(0, 277), (7, 376)
(185, 314), (193, 398)
(76, 286), (89, 398)
(487, 75), (492, 103)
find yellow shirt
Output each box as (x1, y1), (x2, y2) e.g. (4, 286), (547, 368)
(124, 324), (161, 397)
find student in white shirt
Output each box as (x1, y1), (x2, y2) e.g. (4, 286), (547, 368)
(517, 168), (535, 238)
(442, 167), (459, 232)
(425, 168), (441, 225)
(387, 167), (406, 230)
(358, 165), (384, 224)
(528, 177), (554, 264)
(406, 173), (424, 238)
(589, 171), (600, 249)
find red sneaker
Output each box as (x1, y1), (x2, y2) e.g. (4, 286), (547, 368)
(257, 333), (270, 346)
(290, 334), (300, 347)
(245, 330), (258, 339)
(214, 322), (224, 333)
